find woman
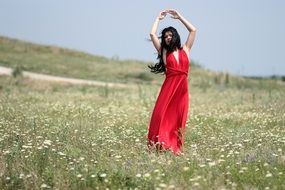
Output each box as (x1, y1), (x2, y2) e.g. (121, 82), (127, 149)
(147, 9), (197, 155)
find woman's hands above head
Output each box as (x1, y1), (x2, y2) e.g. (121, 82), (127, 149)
(167, 9), (181, 19)
(157, 9), (181, 20)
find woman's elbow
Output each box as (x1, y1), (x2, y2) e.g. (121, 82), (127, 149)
(150, 33), (156, 38)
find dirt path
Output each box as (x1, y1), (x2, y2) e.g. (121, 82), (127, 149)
(0, 66), (131, 88)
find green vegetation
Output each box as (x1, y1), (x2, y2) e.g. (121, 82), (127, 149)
(0, 36), (159, 84)
(0, 36), (284, 189)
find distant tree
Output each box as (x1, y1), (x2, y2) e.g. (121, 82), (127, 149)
(12, 65), (23, 78)
(225, 73), (229, 85)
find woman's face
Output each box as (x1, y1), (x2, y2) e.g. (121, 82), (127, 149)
(164, 31), (173, 45)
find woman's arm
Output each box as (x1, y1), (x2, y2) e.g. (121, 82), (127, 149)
(168, 9), (197, 52)
(150, 10), (167, 54)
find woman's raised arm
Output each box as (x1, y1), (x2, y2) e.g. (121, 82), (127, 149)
(150, 10), (167, 54)
(168, 9), (197, 52)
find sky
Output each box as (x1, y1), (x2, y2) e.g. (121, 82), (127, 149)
(0, 0), (284, 76)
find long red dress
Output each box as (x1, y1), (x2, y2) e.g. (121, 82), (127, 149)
(148, 48), (190, 155)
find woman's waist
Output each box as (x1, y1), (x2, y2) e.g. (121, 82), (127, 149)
(165, 69), (188, 78)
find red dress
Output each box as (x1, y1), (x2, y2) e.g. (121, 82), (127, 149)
(148, 48), (190, 155)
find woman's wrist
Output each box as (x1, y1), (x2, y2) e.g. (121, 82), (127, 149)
(177, 14), (183, 21)
(156, 16), (163, 21)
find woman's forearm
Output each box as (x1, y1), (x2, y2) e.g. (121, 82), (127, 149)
(150, 16), (163, 53)
(179, 15), (197, 33)
(150, 17), (160, 36)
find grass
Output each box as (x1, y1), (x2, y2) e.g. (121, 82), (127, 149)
(0, 74), (284, 189)
(0, 36), (159, 84)
(0, 36), (285, 189)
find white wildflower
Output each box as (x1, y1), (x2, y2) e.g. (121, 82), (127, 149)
(40, 183), (49, 188)
(144, 173), (150, 177)
(43, 140), (52, 146)
(159, 183), (167, 188)
(183, 167), (190, 171)
(100, 173), (107, 178)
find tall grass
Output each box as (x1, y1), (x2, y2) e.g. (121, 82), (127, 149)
(1, 35), (284, 189)
(0, 76), (284, 189)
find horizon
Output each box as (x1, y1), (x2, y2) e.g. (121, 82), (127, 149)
(1, 34), (284, 78)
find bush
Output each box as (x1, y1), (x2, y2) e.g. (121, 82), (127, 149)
(12, 65), (23, 78)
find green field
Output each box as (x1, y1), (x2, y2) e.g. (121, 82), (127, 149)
(0, 36), (285, 189)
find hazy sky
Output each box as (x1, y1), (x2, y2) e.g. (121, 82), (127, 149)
(0, 0), (284, 76)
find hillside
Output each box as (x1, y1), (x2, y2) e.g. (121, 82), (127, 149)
(0, 35), (283, 90)
(0, 36), (154, 84)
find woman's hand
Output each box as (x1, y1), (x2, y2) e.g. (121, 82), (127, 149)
(158, 10), (168, 20)
(167, 9), (181, 19)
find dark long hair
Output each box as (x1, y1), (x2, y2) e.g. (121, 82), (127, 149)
(148, 26), (181, 74)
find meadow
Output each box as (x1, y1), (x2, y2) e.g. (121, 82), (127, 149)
(0, 36), (285, 189)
